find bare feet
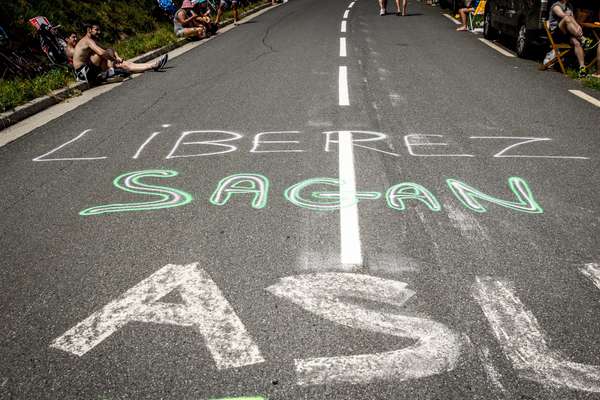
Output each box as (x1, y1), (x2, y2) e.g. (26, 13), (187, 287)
(456, 26), (468, 31)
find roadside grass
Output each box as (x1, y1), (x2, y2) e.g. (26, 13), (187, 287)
(113, 24), (178, 60)
(566, 68), (600, 91)
(0, 68), (73, 113)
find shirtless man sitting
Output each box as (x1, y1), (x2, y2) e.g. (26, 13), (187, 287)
(73, 22), (168, 83)
(65, 32), (77, 65)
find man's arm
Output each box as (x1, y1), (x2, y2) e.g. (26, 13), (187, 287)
(552, 4), (567, 19)
(88, 38), (117, 61)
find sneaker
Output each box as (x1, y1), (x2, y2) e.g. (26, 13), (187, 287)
(380, 8), (386, 15)
(578, 66), (588, 78)
(580, 36), (593, 50)
(154, 54), (168, 71)
(543, 50), (556, 65)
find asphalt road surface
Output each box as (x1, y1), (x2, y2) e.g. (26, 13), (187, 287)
(1, 0), (600, 399)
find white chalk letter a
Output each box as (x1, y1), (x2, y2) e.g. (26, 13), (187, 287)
(51, 263), (264, 369)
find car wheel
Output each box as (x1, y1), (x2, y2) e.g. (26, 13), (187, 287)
(516, 23), (529, 58)
(483, 11), (496, 40)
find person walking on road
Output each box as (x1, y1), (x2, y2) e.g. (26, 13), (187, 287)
(396, 0), (407, 16)
(379, 0), (407, 16)
(73, 22), (168, 83)
(548, 0), (594, 77)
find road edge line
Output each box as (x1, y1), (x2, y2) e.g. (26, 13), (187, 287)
(478, 38), (516, 58)
(569, 89), (600, 108)
(443, 13), (461, 25)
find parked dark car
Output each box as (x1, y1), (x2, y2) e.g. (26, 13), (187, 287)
(439, 0), (463, 13)
(483, 0), (549, 57)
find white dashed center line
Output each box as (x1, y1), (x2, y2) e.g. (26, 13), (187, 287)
(338, 131), (363, 266)
(341, 20), (347, 32)
(340, 37), (347, 57)
(348, 1), (355, 8)
(343, 9), (350, 19)
(338, 66), (350, 106)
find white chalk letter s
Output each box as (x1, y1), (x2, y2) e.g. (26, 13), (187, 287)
(266, 273), (461, 386)
(51, 263), (264, 369)
(473, 277), (600, 393)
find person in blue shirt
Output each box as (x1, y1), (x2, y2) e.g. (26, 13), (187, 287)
(456, 0), (479, 31)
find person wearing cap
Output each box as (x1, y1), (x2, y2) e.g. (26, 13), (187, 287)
(174, 0), (209, 39)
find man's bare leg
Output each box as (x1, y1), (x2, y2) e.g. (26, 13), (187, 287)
(379, 0), (387, 14)
(402, 0), (407, 15)
(216, 5), (224, 24)
(570, 36), (585, 67)
(116, 60), (159, 73)
(559, 16), (583, 40)
(594, 47), (600, 78)
(233, 3), (239, 22)
(90, 54), (110, 71)
(456, 7), (471, 30)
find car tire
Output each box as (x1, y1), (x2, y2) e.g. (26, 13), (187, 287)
(516, 23), (530, 58)
(483, 11), (496, 40)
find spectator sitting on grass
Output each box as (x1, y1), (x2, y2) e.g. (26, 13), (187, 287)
(548, 0), (594, 77)
(191, 0), (219, 35)
(174, 0), (210, 38)
(456, 0), (479, 31)
(65, 32), (77, 65)
(73, 22), (168, 83)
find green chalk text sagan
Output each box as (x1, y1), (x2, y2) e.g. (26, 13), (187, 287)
(386, 183), (441, 212)
(210, 173), (270, 209)
(284, 178), (380, 211)
(79, 170), (193, 216)
(447, 176), (543, 214)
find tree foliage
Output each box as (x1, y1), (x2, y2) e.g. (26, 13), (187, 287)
(0, 0), (168, 49)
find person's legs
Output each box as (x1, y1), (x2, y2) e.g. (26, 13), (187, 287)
(216, 2), (225, 23)
(456, 7), (470, 30)
(593, 46), (600, 78)
(232, 1), (239, 22)
(379, 0), (386, 15)
(90, 54), (109, 71)
(570, 36), (585, 68)
(117, 60), (157, 73)
(559, 16), (583, 40)
(402, 0), (407, 15)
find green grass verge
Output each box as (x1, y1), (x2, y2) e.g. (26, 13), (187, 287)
(566, 68), (600, 91)
(113, 24), (179, 60)
(0, 68), (73, 113)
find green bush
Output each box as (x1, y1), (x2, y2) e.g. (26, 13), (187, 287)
(0, 0), (167, 49)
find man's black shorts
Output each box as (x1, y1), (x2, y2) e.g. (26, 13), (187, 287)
(75, 63), (103, 83)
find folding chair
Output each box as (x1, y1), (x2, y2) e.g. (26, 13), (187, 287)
(540, 20), (572, 74)
(467, 0), (486, 31)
